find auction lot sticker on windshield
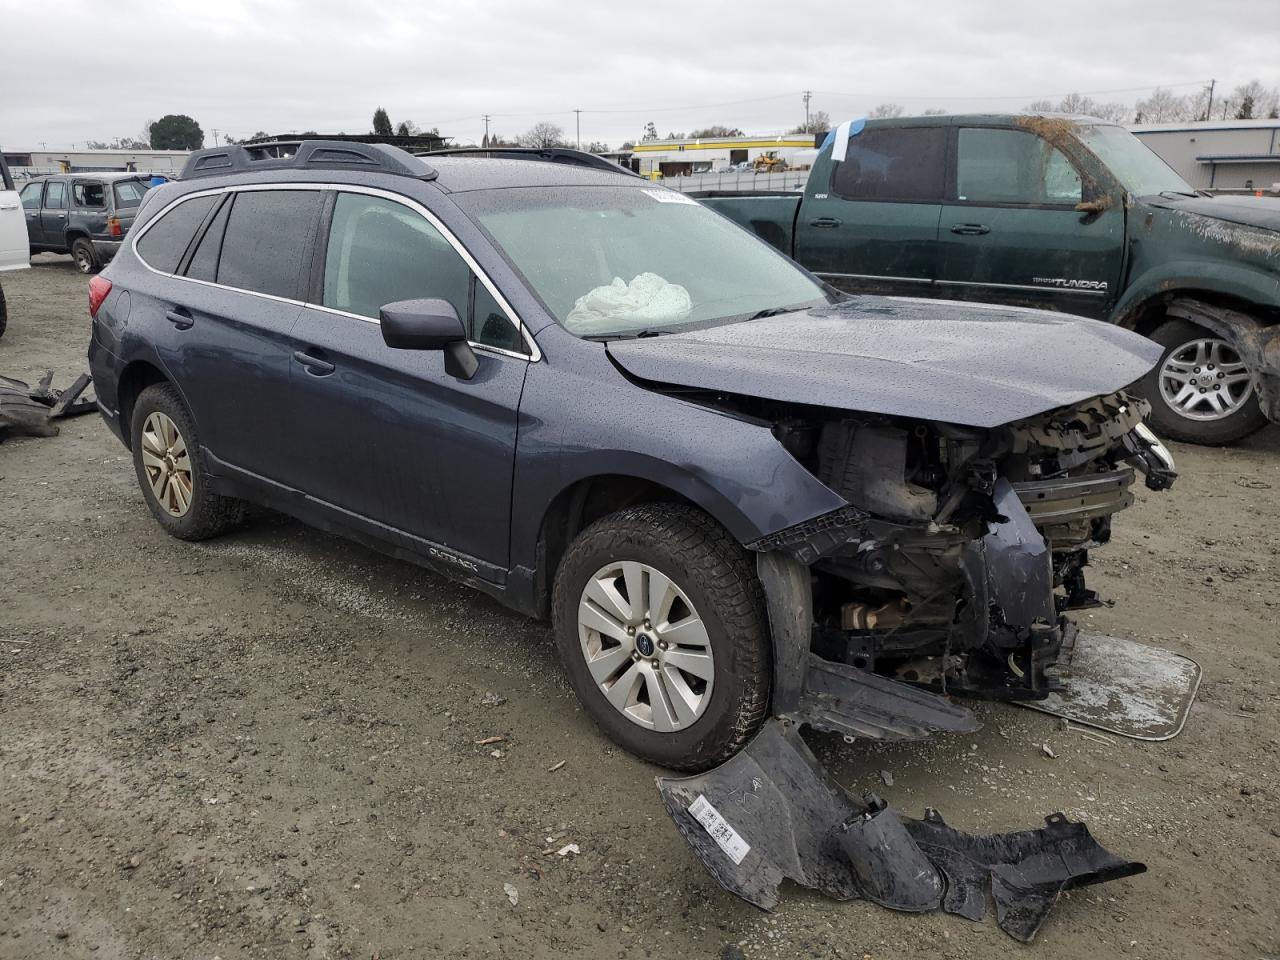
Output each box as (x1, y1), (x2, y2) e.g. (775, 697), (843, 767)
(688, 794), (750, 864)
(643, 189), (697, 205)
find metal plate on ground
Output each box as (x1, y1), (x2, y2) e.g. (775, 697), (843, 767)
(1020, 632), (1201, 741)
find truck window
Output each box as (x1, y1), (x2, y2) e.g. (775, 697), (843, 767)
(72, 182), (106, 208)
(20, 183), (43, 210)
(830, 127), (947, 202)
(113, 180), (150, 208)
(956, 128), (1082, 205)
(45, 181), (67, 210)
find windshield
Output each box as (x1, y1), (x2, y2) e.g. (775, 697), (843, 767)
(1077, 124), (1195, 196)
(459, 186), (829, 338)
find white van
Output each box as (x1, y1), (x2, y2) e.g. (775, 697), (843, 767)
(0, 152), (32, 338)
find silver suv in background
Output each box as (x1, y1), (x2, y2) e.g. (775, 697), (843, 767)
(18, 172), (152, 274)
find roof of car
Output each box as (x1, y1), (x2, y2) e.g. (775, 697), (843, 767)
(427, 156), (643, 193)
(862, 112), (1118, 128)
(28, 172), (152, 182)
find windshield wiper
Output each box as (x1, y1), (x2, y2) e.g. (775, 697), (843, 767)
(747, 306), (801, 320)
(582, 328), (670, 342)
(1159, 190), (1200, 199)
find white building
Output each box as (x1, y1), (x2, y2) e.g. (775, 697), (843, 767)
(2, 148), (192, 178)
(630, 134), (821, 178)
(1130, 119), (1280, 191)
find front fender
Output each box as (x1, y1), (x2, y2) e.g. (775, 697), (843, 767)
(1112, 260), (1280, 328)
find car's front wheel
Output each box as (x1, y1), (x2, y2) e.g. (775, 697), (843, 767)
(130, 383), (244, 540)
(71, 237), (100, 275)
(1140, 317), (1268, 445)
(552, 503), (771, 772)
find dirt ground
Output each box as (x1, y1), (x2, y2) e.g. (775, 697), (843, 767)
(1, 256), (1278, 960)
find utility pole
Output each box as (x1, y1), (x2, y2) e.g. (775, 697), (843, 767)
(211, 128), (220, 147)
(482, 114), (491, 146)
(574, 109), (582, 149)
(1204, 79), (1215, 122)
(802, 90), (812, 131)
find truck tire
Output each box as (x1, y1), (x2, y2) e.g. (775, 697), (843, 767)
(71, 237), (101, 275)
(1140, 317), (1268, 445)
(130, 383), (245, 540)
(0, 282), (7, 339)
(552, 503), (771, 772)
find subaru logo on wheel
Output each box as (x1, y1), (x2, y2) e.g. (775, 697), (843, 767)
(635, 632), (655, 657)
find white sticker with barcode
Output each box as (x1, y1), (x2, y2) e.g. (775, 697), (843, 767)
(688, 794), (750, 865)
(642, 188), (697, 205)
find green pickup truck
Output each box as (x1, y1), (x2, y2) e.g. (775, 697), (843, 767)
(696, 114), (1280, 445)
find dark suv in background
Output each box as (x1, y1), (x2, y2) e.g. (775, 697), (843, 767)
(20, 172), (152, 273)
(88, 140), (1173, 774)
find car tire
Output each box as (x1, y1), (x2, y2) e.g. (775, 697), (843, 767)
(0, 282), (7, 339)
(130, 383), (245, 541)
(552, 503), (771, 772)
(71, 237), (100, 275)
(1139, 317), (1268, 445)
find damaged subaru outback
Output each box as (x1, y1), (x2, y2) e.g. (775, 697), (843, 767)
(89, 142), (1177, 940)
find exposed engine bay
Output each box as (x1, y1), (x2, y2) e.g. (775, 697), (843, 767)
(654, 387), (1176, 940)
(745, 388), (1176, 703)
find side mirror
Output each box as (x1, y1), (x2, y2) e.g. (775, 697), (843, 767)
(379, 298), (478, 380)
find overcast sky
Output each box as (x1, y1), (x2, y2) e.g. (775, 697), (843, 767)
(2, 0), (1278, 150)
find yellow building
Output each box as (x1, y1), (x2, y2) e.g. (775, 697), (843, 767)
(630, 134), (821, 178)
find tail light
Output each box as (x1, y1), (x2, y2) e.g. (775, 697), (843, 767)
(107, 216), (122, 238)
(88, 276), (112, 319)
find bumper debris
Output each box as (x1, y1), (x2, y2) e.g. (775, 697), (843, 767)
(658, 720), (1145, 942)
(0, 370), (96, 443)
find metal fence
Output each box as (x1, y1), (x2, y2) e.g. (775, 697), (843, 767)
(657, 169), (809, 194)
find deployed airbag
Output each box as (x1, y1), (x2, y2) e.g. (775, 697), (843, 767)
(564, 272), (692, 334)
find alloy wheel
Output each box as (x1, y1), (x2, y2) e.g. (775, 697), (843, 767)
(140, 411), (194, 516)
(1158, 336), (1254, 421)
(577, 559), (715, 732)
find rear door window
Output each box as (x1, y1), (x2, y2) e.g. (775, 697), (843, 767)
(217, 190), (322, 299)
(831, 127), (947, 202)
(20, 183), (43, 209)
(136, 195), (218, 274)
(72, 182), (106, 208)
(44, 181), (67, 209)
(956, 128), (1083, 205)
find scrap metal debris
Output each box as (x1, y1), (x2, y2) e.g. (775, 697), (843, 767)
(658, 721), (1144, 942)
(0, 370), (96, 443)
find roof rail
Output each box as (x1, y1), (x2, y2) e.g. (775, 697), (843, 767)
(417, 146), (639, 177)
(179, 140), (438, 182)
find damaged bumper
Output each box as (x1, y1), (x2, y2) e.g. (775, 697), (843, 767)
(661, 390), (1170, 937)
(658, 721), (1145, 942)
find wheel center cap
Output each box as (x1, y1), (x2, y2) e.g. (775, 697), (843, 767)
(635, 632), (655, 657)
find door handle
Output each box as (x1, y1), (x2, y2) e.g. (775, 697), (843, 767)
(809, 217), (842, 228)
(293, 349), (335, 376)
(950, 223), (990, 236)
(57, 212), (67, 219)
(165, 309), (194, 330)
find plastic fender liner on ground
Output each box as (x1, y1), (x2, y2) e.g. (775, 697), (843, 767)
(657, 719), (1145, 942)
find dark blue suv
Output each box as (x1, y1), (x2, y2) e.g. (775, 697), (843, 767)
(88, 140), (1175, 774)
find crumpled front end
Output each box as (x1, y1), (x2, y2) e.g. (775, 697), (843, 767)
(660, 389), (1174, 940)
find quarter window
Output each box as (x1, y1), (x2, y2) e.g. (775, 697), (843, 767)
(20, 183), (43, 210)
(217, 190), (322, 299)
(44, 181), (67, 210)
(113, 180), (149, 208)
(830, 127), (947, 202)
(136, 195), (217, 274)
(322, 192), (471, 325)
(956, 128), (1083, 205)
(184, 197), (231, 282)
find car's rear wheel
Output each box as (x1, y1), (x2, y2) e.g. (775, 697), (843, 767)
(1140, 318), (1268, 445)
(130, 383), (244, 540)
(71, 237), (100, 275)
(552, 503), (771, 772)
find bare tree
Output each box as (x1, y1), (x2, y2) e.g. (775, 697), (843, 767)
(922, 108), (948, 116)
(518, 121), (568, 149)
(642, 122), (659, 141)
(789, 111), (831, 134)
(395, 120), (421, 136)
(1230, 80), (1279, 120)
(869, 103), (904, 118)
(689, 125), (744, 138)
(1133, 88), (1193, 123)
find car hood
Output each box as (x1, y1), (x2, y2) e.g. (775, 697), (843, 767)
(1145, 193), (1280, 233)
(606, 296), (1162, 428)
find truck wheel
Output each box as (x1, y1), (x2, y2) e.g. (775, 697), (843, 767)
(1140, 318), (1268, 445)
(0, 282), (7, 339)
(552, 503), (771, 772)
(130, 383), (245, 540)
(71, 237), (100, 274)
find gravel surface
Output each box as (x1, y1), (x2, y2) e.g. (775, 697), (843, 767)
(2, 255), (1278, 960)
